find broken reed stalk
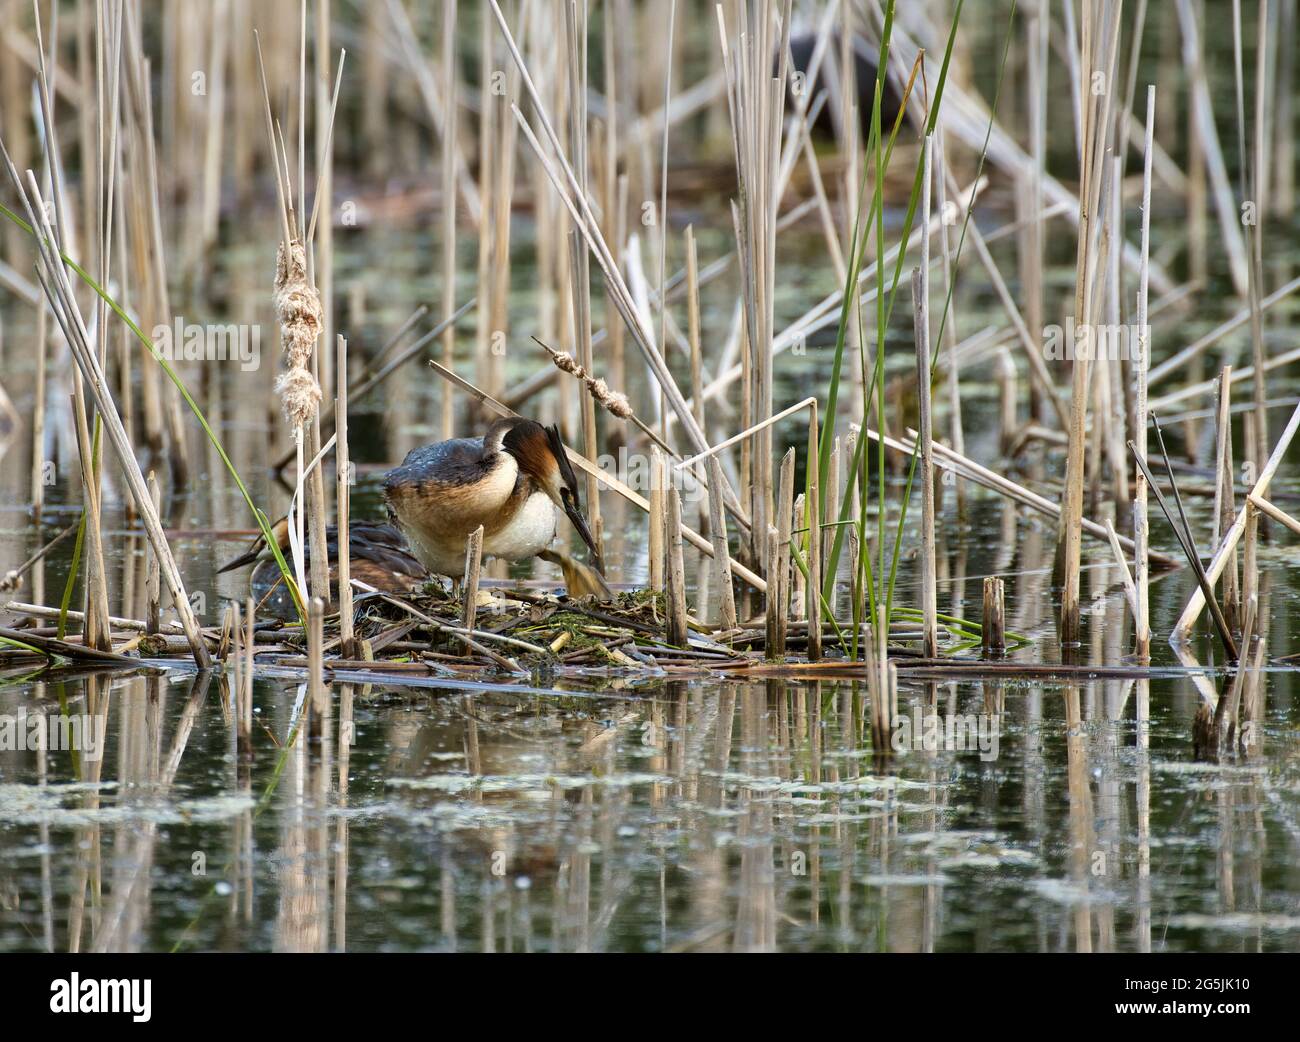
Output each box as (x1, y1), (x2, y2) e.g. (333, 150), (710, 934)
(649, 448), (665, 593)
(70, 384), (111, 653)
(146, 472), (160, 635)
(777, 449), (795, 656)
(308, 595), (326, 730)
(229, 600), (243, 703)
(1134, 84), (1155, 660)
(912, 264), (938, 659)
(242, 595), (255, 748)
(1151, 342), (1300, 413)
(686, 224), (706, 528)
(121, 7), (185, 476)
(335, 334), (354, 657)
(666, 488), (688, 647)
(1213, 368), (1241, 632)
(792, 495), (807, 622)
(1246, 492), (1300, 536)
(931, 158), (965, 513)
(996, 348), (1017, 454)
(805, 403), (822, 661)
(655, 0), (676, 450)
(706, 455), (738, 631)
(1239, 626), (1267, 750)
(1131, 436), (1238, 661)
(1104, 156), (1129, 512)
(1104, 518), (1139, 617)
(30, 300), (46, 520)
(1025, 0), (1048, 426)
(0, 524), (78, 597)
(92, 0), (124, 534)
(765, 525), (781, 661)
(1242, 499), (1260, 616)
(982, 577), (1006, 658)
(462, 525), (483, 654)
(486, 6), (519, 403)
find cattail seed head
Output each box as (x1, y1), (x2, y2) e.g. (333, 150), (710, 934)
(548, 350), (632, 419)
(274, 239), (323, 426)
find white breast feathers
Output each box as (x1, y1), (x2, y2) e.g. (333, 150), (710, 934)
(483, 490), (559, 562)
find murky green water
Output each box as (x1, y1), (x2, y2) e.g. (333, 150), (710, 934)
(1, 661), (1298, 952)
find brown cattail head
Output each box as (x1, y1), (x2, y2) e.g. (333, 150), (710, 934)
(274, 238), (323, 426)
(550, 349), (632, 419)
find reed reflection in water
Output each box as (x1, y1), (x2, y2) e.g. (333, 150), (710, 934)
(1, 659), (1296, 953)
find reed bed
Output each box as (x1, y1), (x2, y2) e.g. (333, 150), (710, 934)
(0, 0), (1296, 756)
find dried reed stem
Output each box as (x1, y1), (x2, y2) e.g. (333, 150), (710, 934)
(776, 448), (795, 656)
(308, 594), (326, 726)
(335, 334), (353, 656)
(439, 0), (458, 440)
(1247, 492), (1300, 536)
(912, 260), (937, 659)
(462, 525), (484, 653)
(146, 472), (160, 635)
(1173, 397), (1300, 639)
(805, 403), (822, 661)
(1134, 84), (1155, 659)
(649, 447), (666, 593)
(70, 384), (110, 652)
(981, 577), (1005, 658)
(666, 487), (688, 647)
(707, 455), (738, 631)
(1213, 368), (1241, 632)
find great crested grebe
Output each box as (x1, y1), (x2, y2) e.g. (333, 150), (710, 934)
(383, 416), (610, 596)
(219, 517), (429, 615)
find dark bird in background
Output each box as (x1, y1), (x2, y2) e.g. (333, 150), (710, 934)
(784, 32), (904, 140)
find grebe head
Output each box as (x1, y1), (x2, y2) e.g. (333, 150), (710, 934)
(494, 417), (604, 572)
(218, 515), (292, 573)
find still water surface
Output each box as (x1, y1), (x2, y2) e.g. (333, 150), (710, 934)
(2, 489), (1298, 951)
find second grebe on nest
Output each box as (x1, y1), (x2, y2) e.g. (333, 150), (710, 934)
(219, 516), (429, 616)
